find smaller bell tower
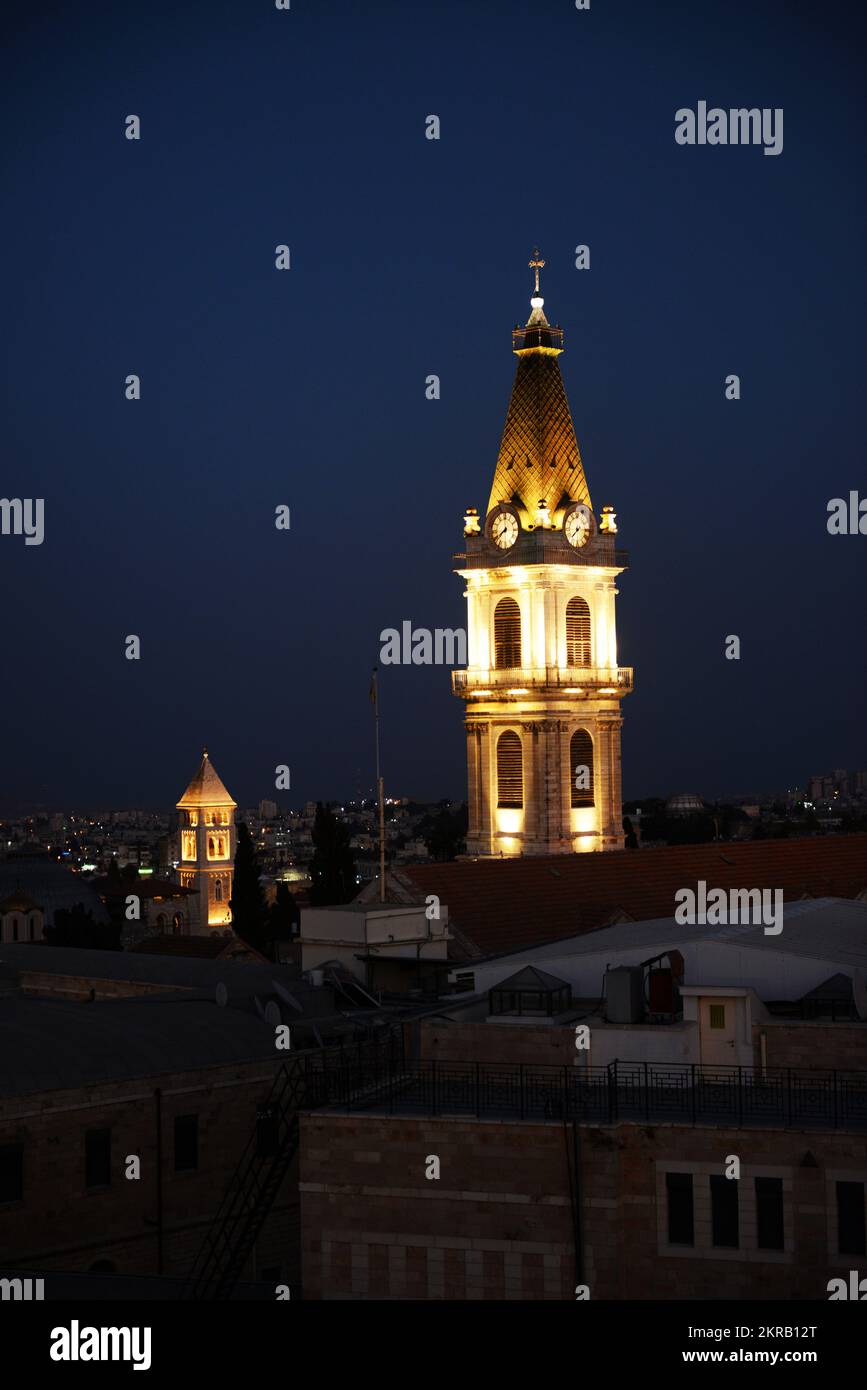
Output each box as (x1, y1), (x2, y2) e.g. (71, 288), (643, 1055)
(176, 747), (237, 932)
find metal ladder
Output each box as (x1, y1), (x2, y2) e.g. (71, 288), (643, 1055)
(187, 1026), (405, 1299)
(186, 1058), (307, 1300)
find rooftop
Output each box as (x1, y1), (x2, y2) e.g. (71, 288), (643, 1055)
(0, 994), (280, 1097)
(382, 833), (867, 958)
(492, 898), (867, 974)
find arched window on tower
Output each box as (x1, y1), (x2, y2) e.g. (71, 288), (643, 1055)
(570, 729), (595, 808)
(493, 598), (522, 669)
(566, 596), (592, 667)
(215, 879), (223, 903)
(497, 731), (523, 808)
(208, 837), (215, 857)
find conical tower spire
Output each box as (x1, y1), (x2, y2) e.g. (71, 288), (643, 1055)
(177, 748), (237, 810)
(485, 250), (591, 528)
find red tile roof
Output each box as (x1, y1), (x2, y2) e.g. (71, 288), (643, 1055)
(391, 834), (867, 959)
(129, 934), (267, 962)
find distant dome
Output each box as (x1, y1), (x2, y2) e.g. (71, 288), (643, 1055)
(0, 890), (39, 914)
(666, 792), (705, 817)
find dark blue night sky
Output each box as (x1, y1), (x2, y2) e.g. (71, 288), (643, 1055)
(2, 0), (864, 811)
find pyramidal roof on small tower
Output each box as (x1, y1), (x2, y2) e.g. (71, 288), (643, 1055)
(177, 748), (237, 810)
(486, 250), (591, 527)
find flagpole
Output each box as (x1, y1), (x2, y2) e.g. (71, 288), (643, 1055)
(371, 667), (386, 903)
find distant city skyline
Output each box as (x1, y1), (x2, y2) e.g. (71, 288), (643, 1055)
(3, 767), (865, 822)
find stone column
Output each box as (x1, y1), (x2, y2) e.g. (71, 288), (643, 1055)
(597, 714), (624, 850)
(465, 721), (481, 846)
(521, 722), (539, 852)
(479, 721), (494, 855)
(560, 721), (573, 847)
(540, 719), (561, 852)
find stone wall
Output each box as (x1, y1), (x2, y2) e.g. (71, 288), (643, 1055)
(300, 1111), (867, 1300)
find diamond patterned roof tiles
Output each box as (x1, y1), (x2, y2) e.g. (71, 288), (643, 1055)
(486, 318), (591, 525)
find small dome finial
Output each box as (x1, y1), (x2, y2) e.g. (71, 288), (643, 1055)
(202, 745), (209, 758)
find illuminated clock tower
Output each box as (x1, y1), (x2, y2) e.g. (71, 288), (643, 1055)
(176, 747), (237, 930)
(453, 252), (632, 857)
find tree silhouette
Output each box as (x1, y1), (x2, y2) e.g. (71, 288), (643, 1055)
(45, 903), (120, 950)
(229, 822), (270, 956)
(310, 803), (357, 905)
(269, 881), (300, 942)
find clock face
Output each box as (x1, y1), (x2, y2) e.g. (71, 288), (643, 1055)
(491, 511), (519, 550)
(565, 506), (591, 548)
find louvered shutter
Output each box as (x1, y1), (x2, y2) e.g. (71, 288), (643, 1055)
(497, 731), (523, 808)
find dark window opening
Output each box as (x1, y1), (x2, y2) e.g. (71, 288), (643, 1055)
(837, 1181), (866, 1256)
(666, 1171), (694, 1245)
(174, 1114), (199, 1173)
(85, 1128), (111, 1189)
(0, 1143), (23, 1204)
(256, 1105), (279, 1159)
(710, 1174), (739, 1248)
(755, 1177), (785, 1251)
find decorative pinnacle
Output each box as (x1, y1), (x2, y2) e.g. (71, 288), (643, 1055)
(529, 247), (545, 296)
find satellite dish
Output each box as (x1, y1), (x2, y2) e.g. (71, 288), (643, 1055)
(264, 1001), (282, 1028)
(853, 970), (867, 1021)
(215, 982), (228, 1008)
(272, 980), (303, 1013)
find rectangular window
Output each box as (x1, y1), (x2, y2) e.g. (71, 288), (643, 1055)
(174, 1115), (199, 1172)
(837, 1181), (866, 1256)
(709, 1004), (726, 1029)
(0, 1143), (23, 1204)
(85, 1128), (111, 1189)
(755, 1177), (785, 1251)
(666, 1171), (694, 1245)
(710, 1175), (739, 1247)
(256, 1105), (279, 1159)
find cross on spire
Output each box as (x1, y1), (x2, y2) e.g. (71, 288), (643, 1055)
(529, 247), (545, 295)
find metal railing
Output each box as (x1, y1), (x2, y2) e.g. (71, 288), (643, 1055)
(452, 665), (634, 694)
(312, 1056), (867, 1133)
